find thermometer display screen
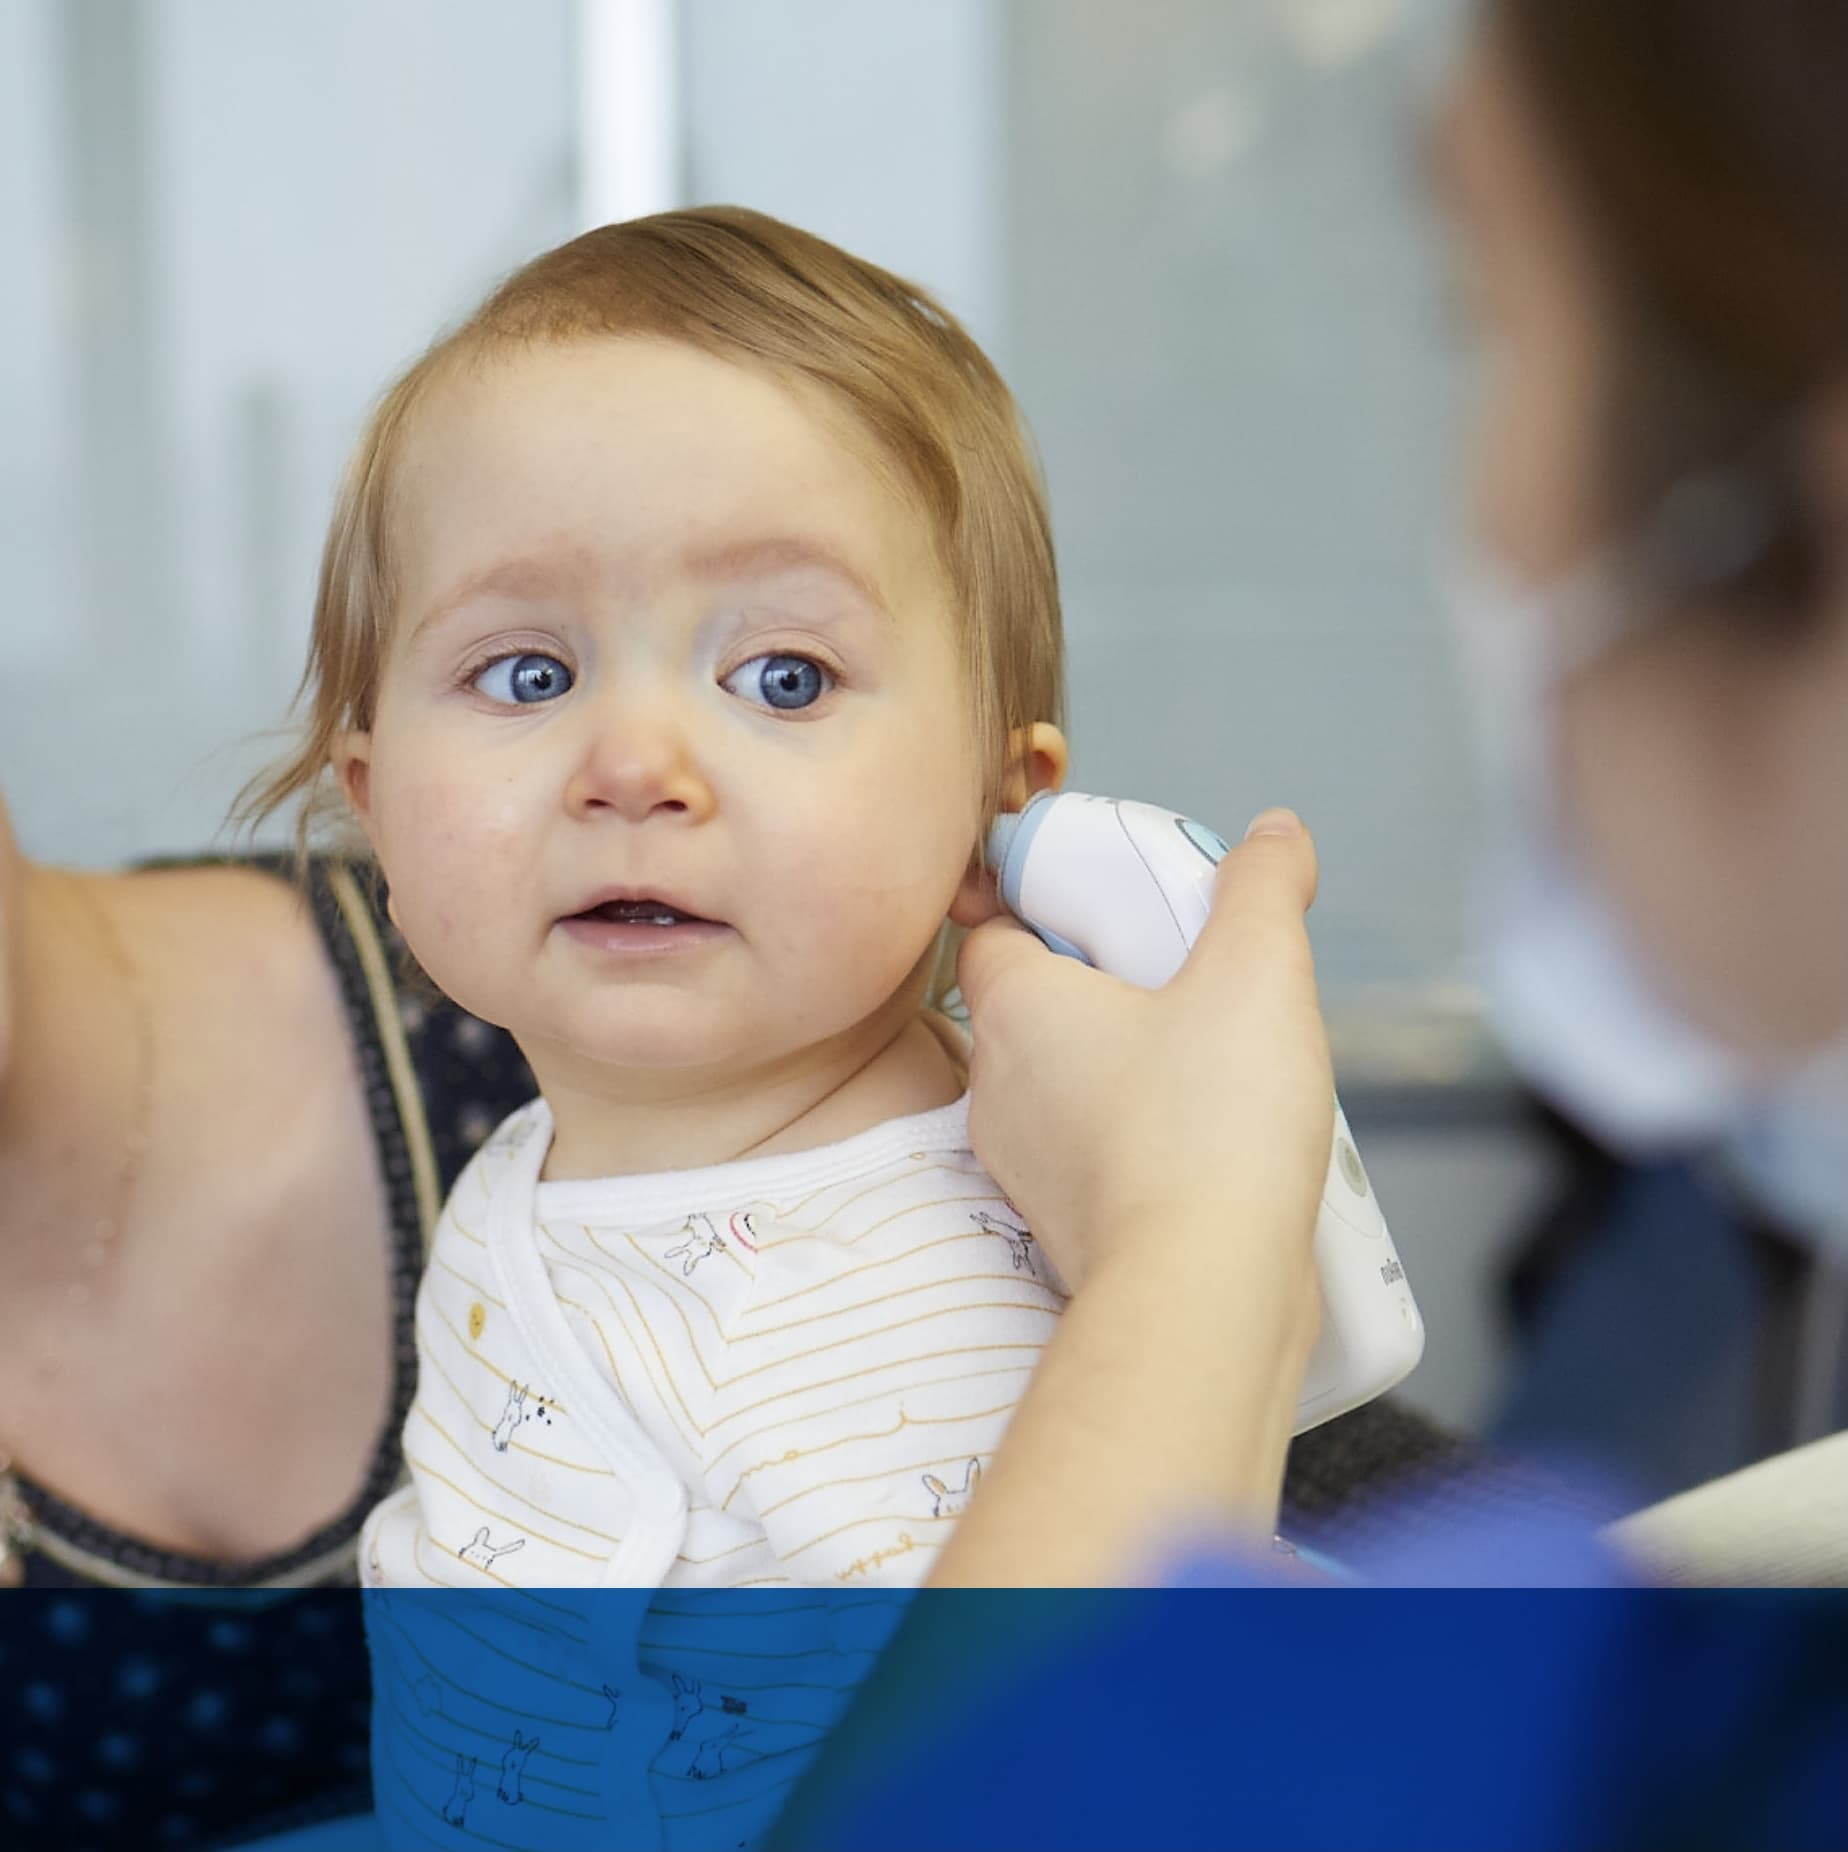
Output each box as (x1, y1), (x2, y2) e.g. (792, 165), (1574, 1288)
(1176, 818), (1230, 864)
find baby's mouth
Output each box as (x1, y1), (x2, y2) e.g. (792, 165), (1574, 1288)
(556, 882), (733, 955)
(569, 898), (717, 929)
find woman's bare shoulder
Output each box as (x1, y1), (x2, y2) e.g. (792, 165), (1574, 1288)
(112, 858), (335, 1001)
(105, 860), (368, 1154)
(37, 857), (350, 1077)
(0, 843), (398, 1557)
(1, 847), (367, 1232)
(1, 784), (342, 1077)
(0, 796), (20, 1087)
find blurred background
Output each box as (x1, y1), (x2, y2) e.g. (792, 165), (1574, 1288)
(2, 0), (1788, 1481)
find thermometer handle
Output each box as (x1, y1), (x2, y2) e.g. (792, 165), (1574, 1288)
(987, 791), (1425, 1433)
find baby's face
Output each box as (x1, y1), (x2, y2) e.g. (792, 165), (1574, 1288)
(345, 336), (985, 1086)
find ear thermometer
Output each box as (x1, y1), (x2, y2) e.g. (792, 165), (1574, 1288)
(985, 791), (1425, 1433)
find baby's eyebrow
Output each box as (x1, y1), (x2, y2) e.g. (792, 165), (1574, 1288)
(408, 536), (891, 645)
(409, 555), (579, 644)
(685, 535), (890, 616)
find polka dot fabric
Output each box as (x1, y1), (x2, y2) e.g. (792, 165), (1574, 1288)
(1, 1594), (371, 1852)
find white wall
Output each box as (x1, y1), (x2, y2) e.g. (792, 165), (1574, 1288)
(681, 0), (1006, 357)
(0, 0), (577, 864)
(1003, 0), (1478, 1031)
(0, 0), (79, 672)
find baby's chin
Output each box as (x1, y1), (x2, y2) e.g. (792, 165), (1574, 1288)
(474, 955), (933, 1094)
(521, 995), (840, 1084)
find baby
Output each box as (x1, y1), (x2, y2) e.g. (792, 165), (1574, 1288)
(260, 209), (1071, 1847)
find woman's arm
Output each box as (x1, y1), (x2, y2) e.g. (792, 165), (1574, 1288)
(931, 812), (1329, 1585)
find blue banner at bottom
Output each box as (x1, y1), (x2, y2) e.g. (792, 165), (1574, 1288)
(3, 1587), (1845, 1852)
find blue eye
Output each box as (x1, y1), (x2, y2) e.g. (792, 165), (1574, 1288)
(473, 653), (573, 705)
(723, 653), (833, 712)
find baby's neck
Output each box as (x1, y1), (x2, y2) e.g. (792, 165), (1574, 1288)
(531, 1000), (965, 1182)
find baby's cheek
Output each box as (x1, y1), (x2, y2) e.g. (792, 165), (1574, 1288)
(388, 875), (495, 1012)
(786, 842), (959, 990)
(373, 787), (528, 1008)
(381, 768), (522, 877)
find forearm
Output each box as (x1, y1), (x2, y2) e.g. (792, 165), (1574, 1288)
(929, 1219), (1317, 1587)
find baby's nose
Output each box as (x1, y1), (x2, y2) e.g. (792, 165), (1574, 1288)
(564, 702), (715, 823)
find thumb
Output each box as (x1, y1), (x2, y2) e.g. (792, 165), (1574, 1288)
(1177, 808), (1320, 995)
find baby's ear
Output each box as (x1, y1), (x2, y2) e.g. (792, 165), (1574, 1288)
(331, 729), (374, 826)
(997, 722), (1069, 814)
(949, 723), (1069, 927)
(331, 731), (401, 926)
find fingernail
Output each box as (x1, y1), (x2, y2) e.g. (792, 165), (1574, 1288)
(1244, 807), (1303, 840)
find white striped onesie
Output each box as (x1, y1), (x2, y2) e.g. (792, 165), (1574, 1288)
(360, 1091), (1065, 1849)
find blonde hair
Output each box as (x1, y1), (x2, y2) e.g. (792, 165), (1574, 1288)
(244, 207), (1064, 849)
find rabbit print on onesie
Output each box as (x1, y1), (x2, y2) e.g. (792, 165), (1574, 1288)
(364, 1096), (1064, 1594)
(363, 1094), (1065, 1849)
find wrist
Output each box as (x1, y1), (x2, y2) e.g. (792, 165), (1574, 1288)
(1086, 1231), (1315, 1382)
(1078, 1181), (1317, 1302)
(1078, 1230), (1315, 1461)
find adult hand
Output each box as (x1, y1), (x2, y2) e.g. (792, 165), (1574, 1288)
(930, 809), (1332, 1582)
(957, 808), (1332, 1300)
